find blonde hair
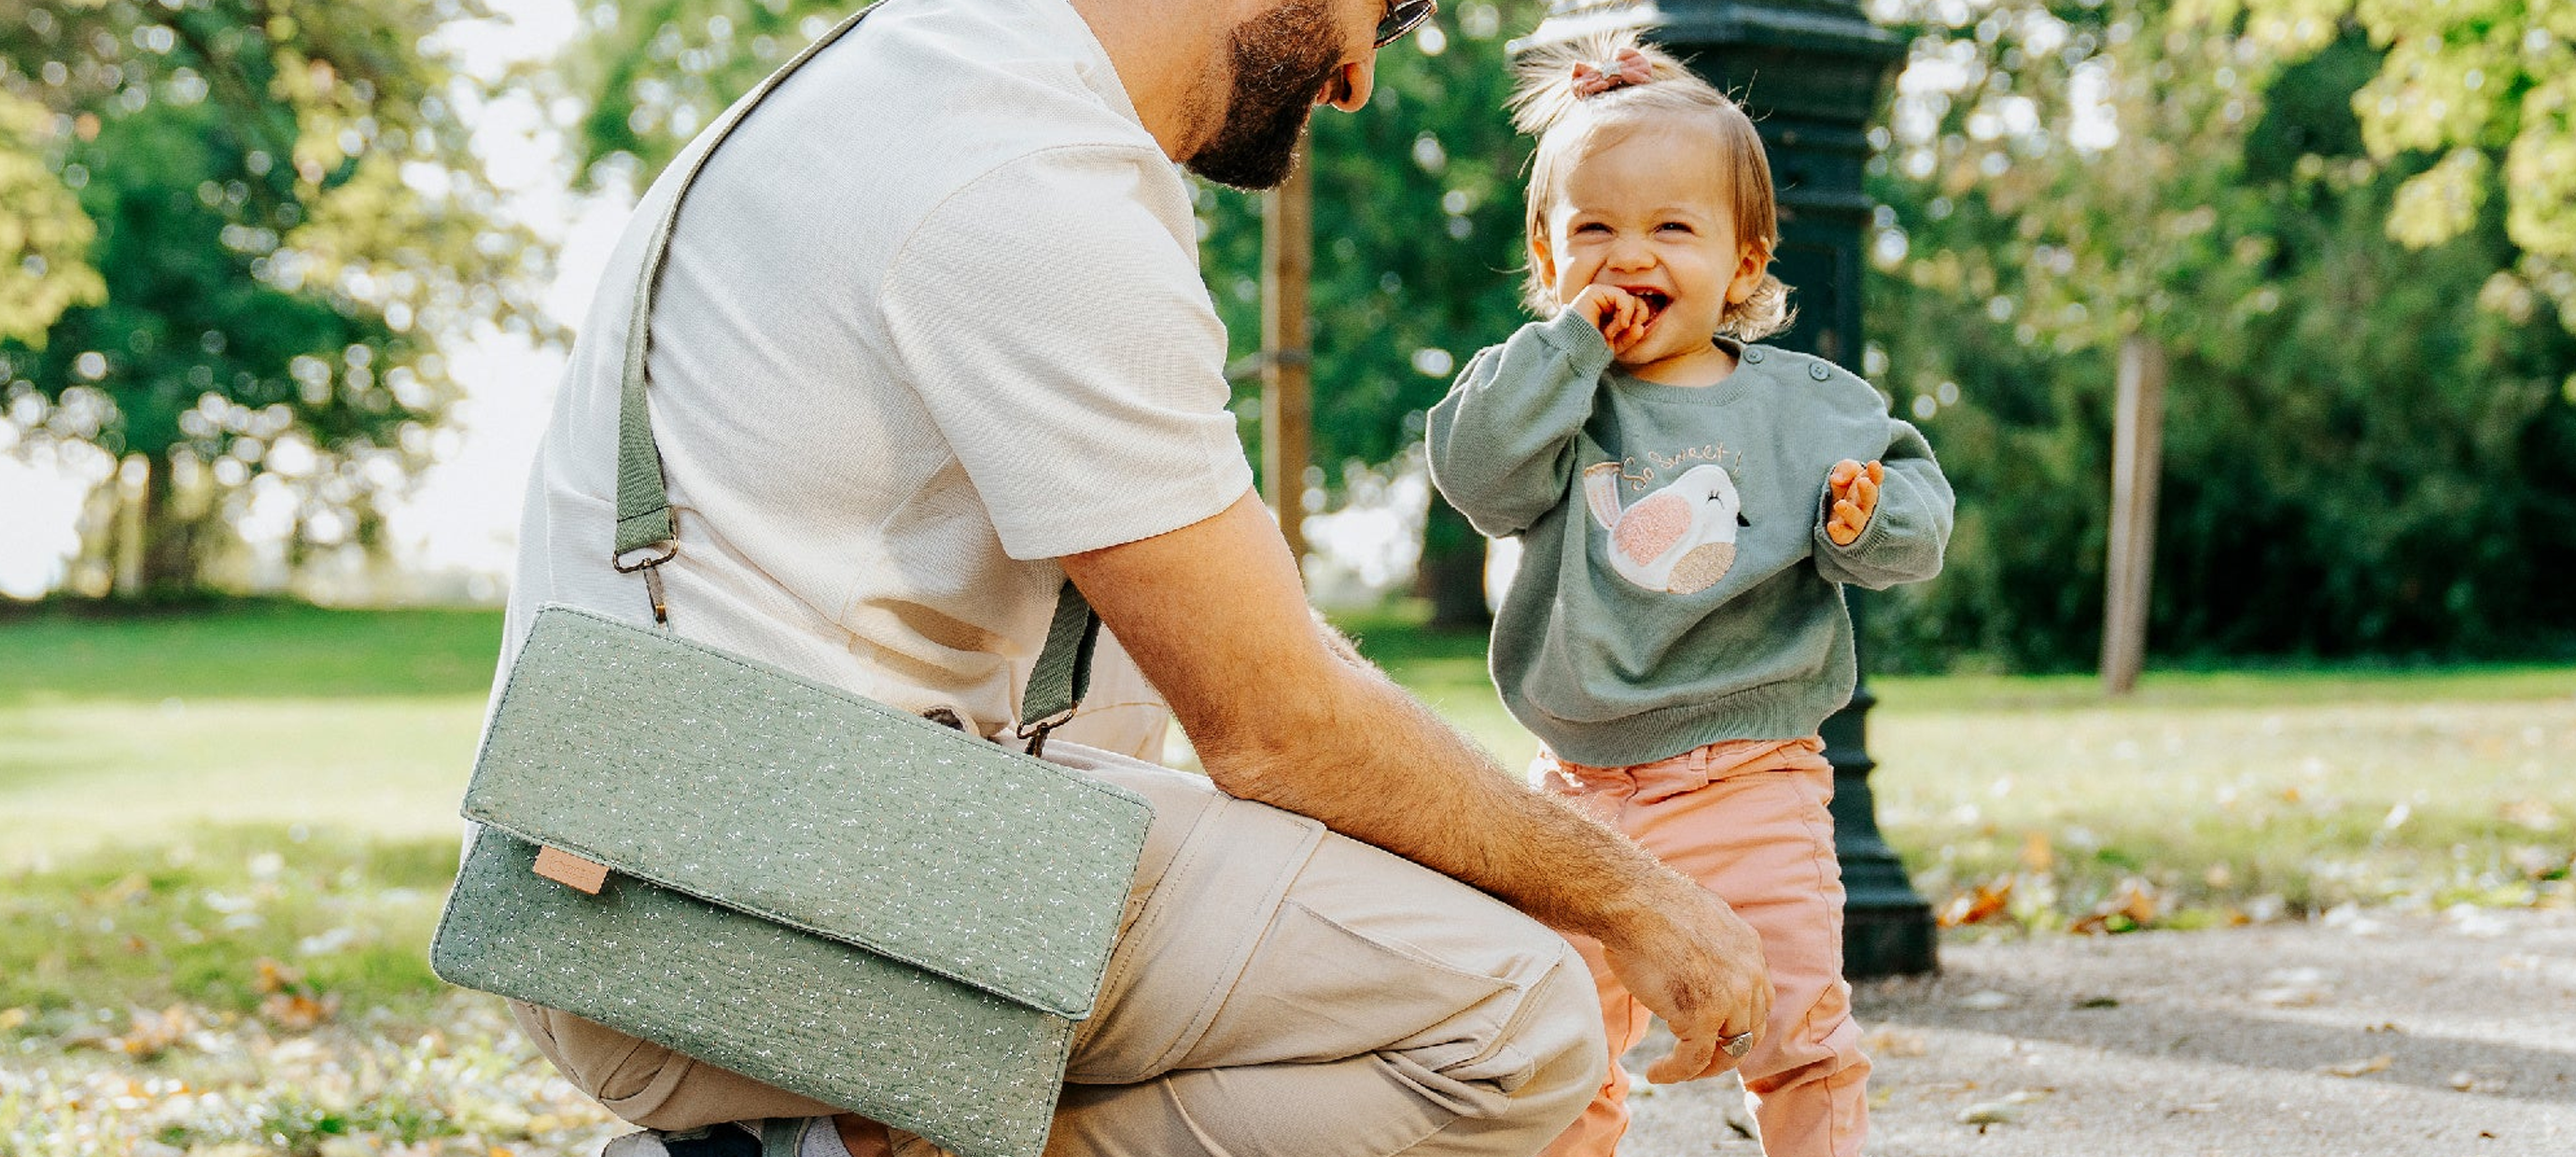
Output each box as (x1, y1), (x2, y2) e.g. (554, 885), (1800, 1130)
(1508, 31), (1792, 341)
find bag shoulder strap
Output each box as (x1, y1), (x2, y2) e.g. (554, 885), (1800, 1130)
(606, 2), (1099, 746)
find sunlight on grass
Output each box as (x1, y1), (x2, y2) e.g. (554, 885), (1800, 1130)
(1, 697), (484, 866)
(1, 600), (2568, 1153)
(2, 601), (499, 866)
(0, 830), (615, 1155)
(1, 601), (501, 703)
(1871, 696), (2575, 927)
(0, 827), (454, 1021)
(1330, 601), (2576, 929)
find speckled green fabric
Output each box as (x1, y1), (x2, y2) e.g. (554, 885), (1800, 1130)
(430, 606), (1153, 1157)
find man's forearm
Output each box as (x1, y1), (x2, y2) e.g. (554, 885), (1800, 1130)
(1194, 636), (1692, 941)
(1060, 493), (1769, 1075)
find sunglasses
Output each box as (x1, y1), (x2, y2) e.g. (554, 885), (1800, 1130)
(1374, 0), (1437, 48)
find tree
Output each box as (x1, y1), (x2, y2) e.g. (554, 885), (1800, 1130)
(1864, 0), (2576, 667)
(2205, 0), (2576, 328)
(0, 0), (553, 597)
(0, 89), (105, 345)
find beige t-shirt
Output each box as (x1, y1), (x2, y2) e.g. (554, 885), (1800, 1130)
(493, 0), (1250, 740)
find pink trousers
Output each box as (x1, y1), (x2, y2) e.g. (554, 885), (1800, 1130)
(1533, 738), (1869, 1157)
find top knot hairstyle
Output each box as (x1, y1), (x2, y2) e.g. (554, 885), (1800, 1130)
(1507, 31), (1793, 340)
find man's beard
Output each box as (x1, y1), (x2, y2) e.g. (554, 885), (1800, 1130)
(1183, 4), (1342, 189)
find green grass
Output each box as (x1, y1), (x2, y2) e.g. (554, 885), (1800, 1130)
(1331, 601), (2576, 929)
(0, 826), (455, 1025)
(3, 598), (2569, 1036)
(1, 601), (503, 864)
(0, 599), (501, 703)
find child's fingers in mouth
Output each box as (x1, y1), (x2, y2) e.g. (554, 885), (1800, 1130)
(1628, 288), (1671, 329)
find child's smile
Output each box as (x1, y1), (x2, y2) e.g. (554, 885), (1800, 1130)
(1533, 117), (1770, 387)
(1617, 286), (1673, 325)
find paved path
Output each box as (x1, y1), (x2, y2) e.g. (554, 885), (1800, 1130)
(1618, 905), (2576, 1156)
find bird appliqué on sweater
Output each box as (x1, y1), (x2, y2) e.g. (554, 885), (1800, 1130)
(1583, 461), (1748, 594)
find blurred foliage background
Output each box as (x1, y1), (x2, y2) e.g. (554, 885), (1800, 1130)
(0, 0), (555, 598)
(6, 0), (2575, 671)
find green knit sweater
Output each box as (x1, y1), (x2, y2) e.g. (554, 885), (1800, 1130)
(1426, 311), (1953, 767)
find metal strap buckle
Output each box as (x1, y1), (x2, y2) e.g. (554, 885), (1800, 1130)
(611, 543), (679, 624)
(611, 542), (678, 573)
(1015, 708), (1076, 760)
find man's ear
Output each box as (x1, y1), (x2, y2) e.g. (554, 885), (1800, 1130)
(1726, 238), (1772, 305)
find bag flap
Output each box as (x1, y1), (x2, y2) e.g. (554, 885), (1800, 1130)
(461, 604), (1152, 1019)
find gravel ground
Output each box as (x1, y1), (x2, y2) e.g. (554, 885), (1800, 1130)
(1618, 905), (2576, 1157)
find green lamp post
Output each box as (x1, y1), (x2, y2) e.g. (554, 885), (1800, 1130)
(1519, 0), (1936, 978)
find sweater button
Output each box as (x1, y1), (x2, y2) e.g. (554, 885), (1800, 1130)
(1808, 361), (1829, 381)
(1743, 347), (1765, 363)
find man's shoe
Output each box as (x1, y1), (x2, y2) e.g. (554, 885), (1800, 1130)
(601, 1117), (950, 1157)
(600, 1123), (762, 1157)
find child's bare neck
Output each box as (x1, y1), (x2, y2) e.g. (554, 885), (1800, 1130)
(1624, 343), (1739, 388)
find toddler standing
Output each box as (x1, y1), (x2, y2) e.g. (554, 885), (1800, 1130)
(1426, 32), (1954, 1157)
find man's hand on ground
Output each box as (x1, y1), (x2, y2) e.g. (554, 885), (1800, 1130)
(1598, 884), (1774, 1082)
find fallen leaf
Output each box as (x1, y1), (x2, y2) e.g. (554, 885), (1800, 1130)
(1957, 1101), (2019, 1125)
(259, 991), (340, 1032)
(75, 1006), (197, 1060)
(255, 957), (304, 996)
(2320, 1054), (2392, 1078)
(2071, 878), (2163, 934)
(2074, 996), (2120, 1009)
(1939, 878), (2014, 928)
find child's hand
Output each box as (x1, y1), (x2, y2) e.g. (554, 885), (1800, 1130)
(1824, 459), (1883, 546)
(1569, 285), (1651, 356)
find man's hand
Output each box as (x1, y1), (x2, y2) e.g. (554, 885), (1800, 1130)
(1569, 285), (1650, 357)
(1598, 881), (1774, 1081)
(1824, 458), (1883, 546)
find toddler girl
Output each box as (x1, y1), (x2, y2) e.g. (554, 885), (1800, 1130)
(1425, 31), (1954, 1157)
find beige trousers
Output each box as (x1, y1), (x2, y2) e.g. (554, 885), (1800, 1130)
(512, 743), (1606, 1157)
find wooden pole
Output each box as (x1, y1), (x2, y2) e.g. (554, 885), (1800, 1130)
(1261, 137), (1313, 567)
(113, 453), (147, 597)
(2102, 334), (2167, 695)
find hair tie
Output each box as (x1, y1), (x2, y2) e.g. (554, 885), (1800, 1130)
(1570, 47), (1654, 97)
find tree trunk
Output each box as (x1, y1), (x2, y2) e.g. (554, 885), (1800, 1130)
(1261, 140), (1312, 566)
(1415, 493), (1491, 630)
(2101, 335), (2166, 694)
(131, 452), (210, 598)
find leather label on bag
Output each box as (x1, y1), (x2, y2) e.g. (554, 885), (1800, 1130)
(533, 845), (611, 895)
